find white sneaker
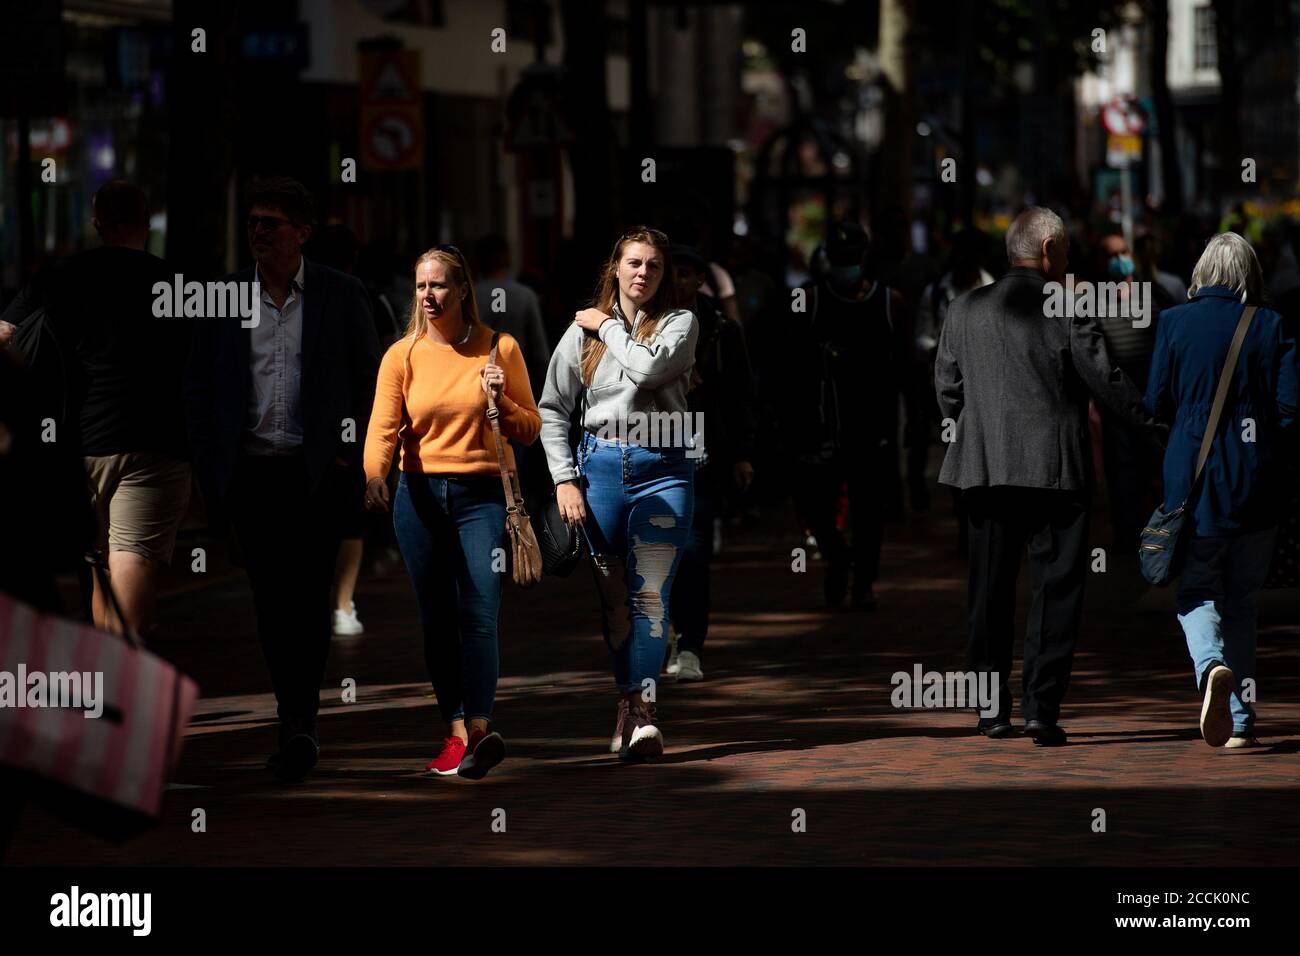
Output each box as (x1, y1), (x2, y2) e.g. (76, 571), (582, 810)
(627, 722), (664, 760)
(665, 632), (681, 677)
(624, 701), (664, 761)
(675, 649), (703, 682)
(333, 602), (364, 636)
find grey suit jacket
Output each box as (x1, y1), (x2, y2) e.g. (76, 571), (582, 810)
(935, 266), (1154, 491)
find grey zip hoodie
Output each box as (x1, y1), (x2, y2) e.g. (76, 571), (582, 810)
(539, 304), (699, 484)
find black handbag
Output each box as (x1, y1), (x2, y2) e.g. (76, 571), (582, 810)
(533, 493), (584, 576)
(530, 385), (587, 577)
(1139, 305), (1256, 586)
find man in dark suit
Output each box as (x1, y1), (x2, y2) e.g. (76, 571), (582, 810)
(186, 177), (381, 781)
(935, 207), (1159, 746)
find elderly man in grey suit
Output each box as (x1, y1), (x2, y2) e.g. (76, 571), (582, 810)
(935, 207), (1158, 746)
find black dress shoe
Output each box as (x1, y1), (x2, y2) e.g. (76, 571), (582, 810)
(267, 733), (320, 783)
(1024, 719), (1067, 747)
(851, 586), (878, 611)
(824, 561), (849, 608)
(977, 720), (1015, 739)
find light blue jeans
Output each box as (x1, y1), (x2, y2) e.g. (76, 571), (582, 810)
(577, 433), (694, 694)
(1175, 527), (1278, 735)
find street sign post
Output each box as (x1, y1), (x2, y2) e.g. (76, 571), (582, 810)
(359, 48), (424, 172)
(1101, 98), (1147, 248)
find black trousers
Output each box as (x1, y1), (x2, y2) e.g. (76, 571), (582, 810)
(793, 446), (889, 589)
(229, 453), (346, 743)
(1101, 414), (1162, 553)
(670, 464), (719, 655)
(964, 487), (1091, 725)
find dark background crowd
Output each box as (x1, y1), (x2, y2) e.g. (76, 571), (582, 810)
(4, 0), (1300, 622)
(3, 0), (1300, 875)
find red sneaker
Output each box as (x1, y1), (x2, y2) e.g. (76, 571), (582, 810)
(459, 728), (506, 780)
(425, 736), (467, 775)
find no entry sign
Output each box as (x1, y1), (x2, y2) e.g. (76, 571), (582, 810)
(1101, 97), (1147, 137)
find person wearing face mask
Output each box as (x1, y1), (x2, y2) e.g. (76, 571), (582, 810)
(538, 227), (698, 761)
(1094, 232), (1178, 554)
(787, 221), (911, 611)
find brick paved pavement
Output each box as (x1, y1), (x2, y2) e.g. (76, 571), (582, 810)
(7, 495), (1300, 866)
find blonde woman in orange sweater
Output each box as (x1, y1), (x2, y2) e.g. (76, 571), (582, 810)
(363, 246), (541, 779)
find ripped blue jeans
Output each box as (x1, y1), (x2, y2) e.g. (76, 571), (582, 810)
(578, 432), (694, 694)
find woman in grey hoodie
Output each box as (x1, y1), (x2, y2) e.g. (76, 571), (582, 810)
(539, 227), (699, 760)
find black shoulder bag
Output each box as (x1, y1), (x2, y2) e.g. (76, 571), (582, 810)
(532, 384), (586, 577)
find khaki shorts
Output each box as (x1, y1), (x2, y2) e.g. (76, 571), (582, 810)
(84, 453), (192, 565)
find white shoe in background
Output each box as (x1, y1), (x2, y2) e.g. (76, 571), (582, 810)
(333, 602), (364, 636)
(665, 632), (681, 677)
(676, 649), (703, 682)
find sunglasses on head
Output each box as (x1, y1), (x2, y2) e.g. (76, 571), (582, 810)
(619, 228), (670, 245)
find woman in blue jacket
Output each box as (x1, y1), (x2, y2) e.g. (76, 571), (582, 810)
(1145, 232), (1298, 749)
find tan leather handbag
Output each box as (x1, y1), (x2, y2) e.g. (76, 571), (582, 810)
(484, 332), (543, 587)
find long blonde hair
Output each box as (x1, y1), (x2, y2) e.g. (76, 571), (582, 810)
(580, 227), (678, 384)
(403, 246), (481, 378)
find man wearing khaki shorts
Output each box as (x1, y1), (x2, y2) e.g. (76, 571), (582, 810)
(40, 181), (194, 637)
(84, 452), (191, 635)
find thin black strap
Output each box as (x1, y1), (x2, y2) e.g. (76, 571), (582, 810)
(87, 555), (143, 649)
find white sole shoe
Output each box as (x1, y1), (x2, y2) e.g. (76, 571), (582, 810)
(332, 608), (364, 636)
(626, 724), (664, 760)
(1200, 665), (1235, 747)
(1224, 735), (1261, 749)
(675, 650), (703, 682)
(609, 732), (623, 754)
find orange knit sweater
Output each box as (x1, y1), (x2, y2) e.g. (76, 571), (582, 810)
(364, 325), (541, 481)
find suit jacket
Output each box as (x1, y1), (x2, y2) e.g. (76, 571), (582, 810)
(935, 266), (1154, 491)
(185, 259), (381, 509)
(1145, 287), (1298, 535)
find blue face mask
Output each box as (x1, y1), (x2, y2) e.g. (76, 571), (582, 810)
(829, 265), (863, 289)
(1108, 255), (1135, 279)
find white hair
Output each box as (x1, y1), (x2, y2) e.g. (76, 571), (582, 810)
(1188, 232), (1264, 303)
(1005, 207), (1067, 263)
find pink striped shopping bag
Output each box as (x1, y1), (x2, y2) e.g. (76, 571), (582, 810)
(0, 590), (199, 827)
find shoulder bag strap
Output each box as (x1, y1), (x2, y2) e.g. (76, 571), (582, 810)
(1187, 304), (1257, 500)
(484, 332), (522, 510)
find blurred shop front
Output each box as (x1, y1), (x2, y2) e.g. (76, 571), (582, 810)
(1, 0), (171, 296)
